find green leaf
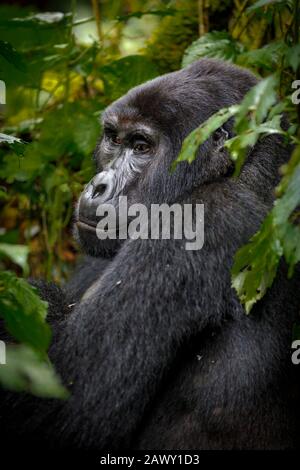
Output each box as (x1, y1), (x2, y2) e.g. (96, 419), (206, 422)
(226, 115), (284, 175)
(285, 44), (300, 73)
(174, 76), (281, 175)
(247, 0), (287, 12)
(0, 132), (26, 157)
(73, 113), (101, 156)
(0, 8), (71, 55)
(0, 40), (27, 72)
(272, 147), (300, 273)
(0, 189), (9, 201)
(117, 8), (177, 21)
(232, 214), (282, 313)
(0, 271), (51, 353)
(228, 76), (280, 174)
(237, 42), (287, 71)
(0, 243), (29, 274)
(0, 150), (46, 182)
(172, 105), (239, 170)
(0, 344), (68, 399)
(182, 32), (244, 67)
(0, 12), (71, 28)
(0, 133), (23, 145)
(292, 324), (300, 341)
(0, 102), (100, 183)
(232, 146), (300, 310)
(234, 75), (278, 132)
(101, 55), (159, 101)
(276, 143), (300, 195)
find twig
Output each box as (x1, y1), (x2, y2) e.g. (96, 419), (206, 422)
(231, 0), (250, 38)
(91, 0), (102, 43)
(198, 0), (204, 36)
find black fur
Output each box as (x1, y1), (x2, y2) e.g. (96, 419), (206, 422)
(1, 59), (300, 450)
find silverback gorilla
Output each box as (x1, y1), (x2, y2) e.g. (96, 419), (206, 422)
(1, 59), (300, 450)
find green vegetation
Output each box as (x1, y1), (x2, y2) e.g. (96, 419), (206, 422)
(0, 0), (299, 396)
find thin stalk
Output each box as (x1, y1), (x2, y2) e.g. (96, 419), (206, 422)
(91, 0), (102, 43)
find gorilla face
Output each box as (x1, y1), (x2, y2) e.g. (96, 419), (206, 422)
(74, 106), (170, 256)
(78, 115), (162, 222)
(74, 59), (258, 257)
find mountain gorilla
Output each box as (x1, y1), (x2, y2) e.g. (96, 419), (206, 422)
(1, 59), (300, 450)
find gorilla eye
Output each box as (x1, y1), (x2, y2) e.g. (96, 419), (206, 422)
(104, 128), (122, 145)
(109, 134), (122, 145)
(133, 141), (151, 154)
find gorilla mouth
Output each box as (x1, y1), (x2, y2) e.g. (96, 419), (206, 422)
(77, 220), (97, 233)
(77, 213), (97, 228)
(77, 218), (125, 235)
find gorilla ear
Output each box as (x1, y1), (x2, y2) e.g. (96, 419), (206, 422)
(212, 126), (229, 147)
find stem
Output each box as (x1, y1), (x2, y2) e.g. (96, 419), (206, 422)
(231, 0), (249, 37)
(235, 12), (255, 41)
(91, 0), (102, 43)
(294, 0), (300, 126)
(73, 16), (94, 26)
(42, 208), (52, 281)
(198, 0), (205, 36)
(294, 0), (299, 53)
(198, 0), (209, 36)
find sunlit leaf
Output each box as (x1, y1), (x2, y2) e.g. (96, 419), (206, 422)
(234, 75), (278, 132)
(0, 243), (29, 274)
(0, 132), (26, 156)
(226, 115), (284, 175)
(182, 32), (244, 67)
(0, 133), (23, 145)
(247, 0), (287, 12)
(0, 12), (71, 28)
(232, 146), (300, 309)
(0, 344), (68, 399)
(173, 105), (239, 170)
(117, 8), (177, 21)
(237, 42), (287, 71)
(0, 271), (51, 353)
(232, 213), (282, 313)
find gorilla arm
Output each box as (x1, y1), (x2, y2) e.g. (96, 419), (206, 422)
(0, 181), (268, 450)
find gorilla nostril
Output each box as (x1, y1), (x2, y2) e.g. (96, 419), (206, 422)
(92, 184), (107, 199)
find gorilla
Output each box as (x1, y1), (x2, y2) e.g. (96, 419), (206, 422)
(1, 58), (300, 451)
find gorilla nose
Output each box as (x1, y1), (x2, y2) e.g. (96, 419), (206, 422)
(91, 170), (115, 201)
(92, 183), (106, 199)
(78, 170), (115, 225)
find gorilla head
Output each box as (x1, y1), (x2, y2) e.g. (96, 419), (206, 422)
(74, 59), (278, 257)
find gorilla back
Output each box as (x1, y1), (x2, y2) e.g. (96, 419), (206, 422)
(1, 59), (300, 450)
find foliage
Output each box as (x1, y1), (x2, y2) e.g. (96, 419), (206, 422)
(0, 1), (162, 397)
(182, 31), (245, 66)
(0, 344), (68, 398)
(0, 269), (67, 397)
(0, 242), (29, 273)
(145, 0), (199, 72)
(0, 3), (160, 282)
(0, 0), (299, 397)
(175, 0), (300, 312)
